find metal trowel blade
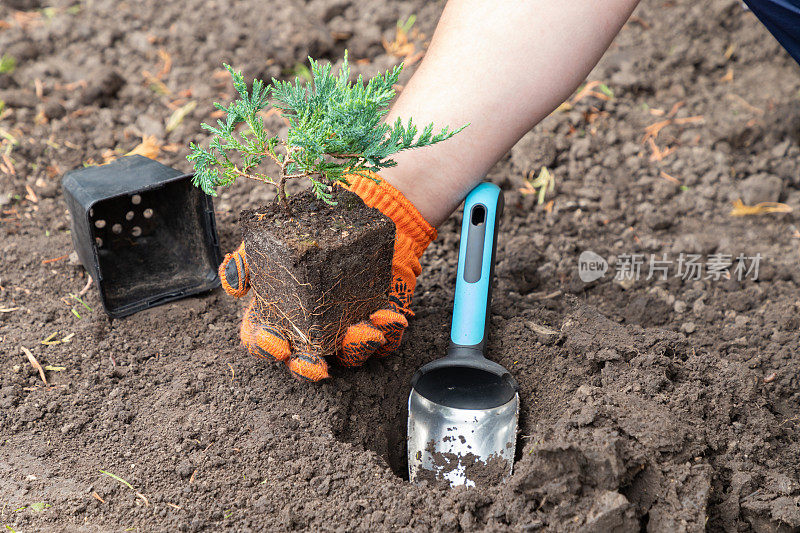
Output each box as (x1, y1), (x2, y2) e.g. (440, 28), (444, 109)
(407, 389), (519, 487)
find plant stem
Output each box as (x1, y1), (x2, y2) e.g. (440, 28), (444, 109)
(278, 175), (292, 218)
(231, 166), (272, 185)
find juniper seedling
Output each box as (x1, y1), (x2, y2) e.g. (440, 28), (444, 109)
(188, 53), (464, 216)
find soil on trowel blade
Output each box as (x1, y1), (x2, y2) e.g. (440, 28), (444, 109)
(416, 439), (511, 489)
(1, 0), (800, 531)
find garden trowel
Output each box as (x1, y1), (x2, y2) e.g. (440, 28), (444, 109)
(407, 182), (519, 487)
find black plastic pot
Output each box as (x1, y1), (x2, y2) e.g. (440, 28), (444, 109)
(62, 155), (222, 318)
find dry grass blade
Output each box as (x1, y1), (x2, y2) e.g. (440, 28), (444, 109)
(41, 331), (59, 345)
(570, 81), (612, 105)
(156, 48), (172, 79)
(527, 322), (558, 336)
(672, 116), (704, 126)
(726, 93), (764, 115)
(643, 119), (671, 142)
(142, 70), (171, 96)
(100, 469), (135, 490)
(166, 101), (197, 133)
(41, 254), (68, 264)
(78, 275), (94, 296)
(99, 470), (150, 506)
(21, 346), (47, 386)
(1, 154), (16, 176)
(647, 138), (677, 162)
(720, 67), (734, 83)
(383, 15), (416, 59)
(558, 81), (613, 111)
(642, 104), (704, 144)
(519, 166), (556, 205)
(25, 184), (38, 202)
(666, 101), (685, 117)
(644, 117), (704, 141)
(628, 15), (651, 29)
(730, 198), (792, 216)
(659, 171), (681, 185)
(126, 135), (162, 160)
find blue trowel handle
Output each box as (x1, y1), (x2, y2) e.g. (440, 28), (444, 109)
(449, 182), (503, 354)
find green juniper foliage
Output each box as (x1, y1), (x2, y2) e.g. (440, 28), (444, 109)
(188, 53), (464, 212)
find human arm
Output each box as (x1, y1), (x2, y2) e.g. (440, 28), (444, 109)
(382, 0), (642, 226)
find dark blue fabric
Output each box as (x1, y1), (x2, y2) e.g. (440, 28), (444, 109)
(743, 0), (800, 65)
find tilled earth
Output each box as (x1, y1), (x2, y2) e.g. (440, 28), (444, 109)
(1, 0), (800, 531)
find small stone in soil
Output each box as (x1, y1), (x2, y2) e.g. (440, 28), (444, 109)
(176, 460), (195, 478)
(738, 173), (783, 205)
(44, 101), (66, 120)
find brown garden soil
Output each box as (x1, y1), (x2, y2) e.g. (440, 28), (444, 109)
(1, 0), (799, 531)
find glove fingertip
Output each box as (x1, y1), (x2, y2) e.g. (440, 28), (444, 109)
(220, 250), (249, 297)
(338, 323), (385, 367)
(287, 352), (329, 381)
(369, 309), (408, 329)
(241, 309), (291, 362)
(343, 322), (386, 346)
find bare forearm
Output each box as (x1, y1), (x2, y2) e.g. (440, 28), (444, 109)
(383, 0), (641, 226)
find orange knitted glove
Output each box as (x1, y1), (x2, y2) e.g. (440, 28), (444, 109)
(220, 242), (249, 298)
(218, 172), (436, 381)
(219, 246), (331, 381)
(336, 172), (437, 367)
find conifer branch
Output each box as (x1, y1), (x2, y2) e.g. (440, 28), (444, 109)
(188, 52), (466, 212)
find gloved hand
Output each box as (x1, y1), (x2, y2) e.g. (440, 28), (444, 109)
(219, 172), (437, 381)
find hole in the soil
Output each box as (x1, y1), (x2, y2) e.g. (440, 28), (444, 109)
(639, 512), (650, 532)
(332, 365), (523, 484)
(125, 211), (134, 221)
(143, 208), (153, 219)
(131, 194), (141, 205)
(94, 219), (106, 228)
(331, 370), (412, 481)
(111, 223), (122, 234)
(514, 433), (526, 463)
(471, 204), (486, 226)
(131, 226), (142, 237)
